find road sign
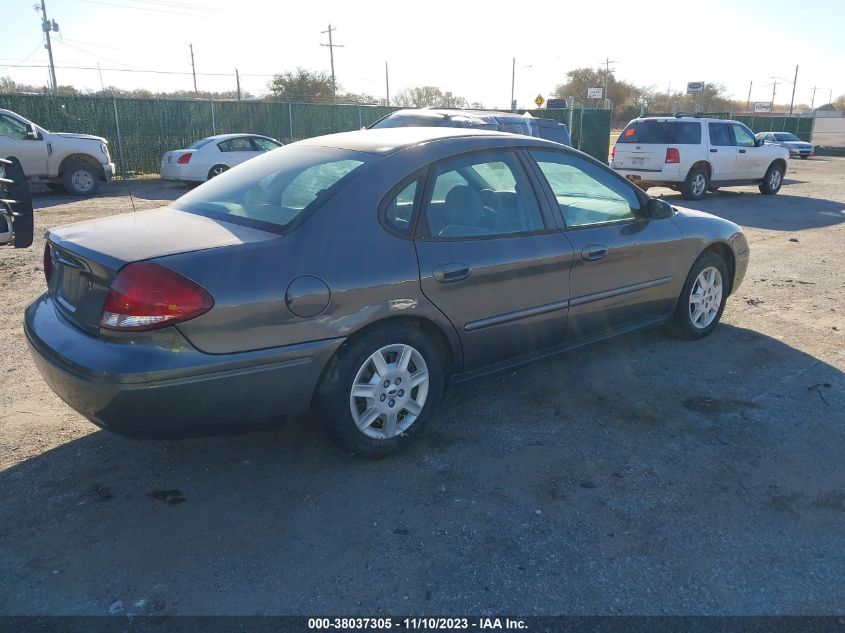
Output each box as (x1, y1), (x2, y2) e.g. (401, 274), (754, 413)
(534, 94), (545, 107)
(687, 81), (705, 94)
(754, 102), (772, 113)
(587, 87), (603, 99)
(546, 98), (566, 109)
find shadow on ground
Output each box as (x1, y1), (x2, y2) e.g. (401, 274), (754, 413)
(1, 325), (843, 615)
(653, 189), (845, 232)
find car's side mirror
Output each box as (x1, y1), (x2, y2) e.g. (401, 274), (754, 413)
(26, 123), (39, 141)
(645, 198), (673, 220)
(0, 157), (34, 248)
(754, 138), (765, 147)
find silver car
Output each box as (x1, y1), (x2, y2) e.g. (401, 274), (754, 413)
(26, 128), (749, 456)
(756, 131), (814, 159)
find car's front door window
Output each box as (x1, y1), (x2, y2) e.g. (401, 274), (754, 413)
(732, 124), (756, 148)
(0, 114), (28, 141)
(530, 150), (640, 228)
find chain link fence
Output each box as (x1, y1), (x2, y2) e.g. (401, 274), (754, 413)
(0, 94), (613, 176)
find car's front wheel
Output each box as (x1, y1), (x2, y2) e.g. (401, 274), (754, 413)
(681, 167), (708, 201)
(666, 252), (729, 340)
(317, 323), (445, 457)
(759, 163), (784, 194)
(62, 162), (100, 196)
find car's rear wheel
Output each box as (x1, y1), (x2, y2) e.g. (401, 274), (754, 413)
(62, 162), (99, 196)
(317, 323), (445, 457)
(207, 164), (229, 180)
(759, 163), (784, 194)
(666, 252), (729, 340)
(681, 167), (708, 201)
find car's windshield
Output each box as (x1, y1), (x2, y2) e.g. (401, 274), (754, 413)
(774, 133), (801, 142)
(186, 138), (215, 150)
(171, 145), (370, 232)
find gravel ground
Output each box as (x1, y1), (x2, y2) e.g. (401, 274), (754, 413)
(0, 160), (843, 616)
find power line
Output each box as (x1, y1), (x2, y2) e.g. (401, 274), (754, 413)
(73, 0), (227, 20)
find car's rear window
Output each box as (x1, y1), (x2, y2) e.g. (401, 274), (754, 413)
(618, 121), (701, 144)
(774, 133), (801, 142)
(171, 145), (370, 232)
(186, 138), (215, 149)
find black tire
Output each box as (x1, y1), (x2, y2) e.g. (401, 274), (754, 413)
(665, 251), (729, 340)
(46, 183), (66, 193)
(316, 322), (446, 457)
(207, 164), (229, 180)
(759, 163), (784, 195)
(62, 162), (100, 196)
(681, 167), (709, 201)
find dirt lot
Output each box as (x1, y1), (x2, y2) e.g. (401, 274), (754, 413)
(1, 160), (843, 615)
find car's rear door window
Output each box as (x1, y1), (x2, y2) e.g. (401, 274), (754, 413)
(531, 150), (640, 228)
(219, 137), (256, 152)
(708, 123), (734, 146)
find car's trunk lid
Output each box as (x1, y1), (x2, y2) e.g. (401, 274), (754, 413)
(46, 207), (277, 334)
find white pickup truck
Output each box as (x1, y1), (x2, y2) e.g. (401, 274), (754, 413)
(0, 108), (115, 195)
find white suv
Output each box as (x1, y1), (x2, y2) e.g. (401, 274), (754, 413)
(610, 116), (789, 200)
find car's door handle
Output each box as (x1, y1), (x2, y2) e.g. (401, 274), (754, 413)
(738, 149), (747, 154)
(433, 262), (471, 283)
(710, 148), (718, 153)
(580, 245), (608, 262)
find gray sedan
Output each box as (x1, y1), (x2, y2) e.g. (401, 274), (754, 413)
(25, 128), (749, 456)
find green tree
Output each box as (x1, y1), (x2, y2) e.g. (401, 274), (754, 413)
(553, 67), (637, 118)
(392, 86), (470, 108)
(267, 68), (336, 103)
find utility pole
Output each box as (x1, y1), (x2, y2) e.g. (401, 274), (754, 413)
(745, 81), (753, 113)
(601, 57), (617, 110)
(385, 62), (390, 106)
(788, 65), (798, 116)
(770, 78), (778, 111)
(665, 82), (671, 114)
(510, 57), (516, 112)
(35, 0), (59, 93)
(235, 68), (241, 101)
(809, 86), (818, 111)
(189, 43), (198, 94)
(320, 24), (343, 104)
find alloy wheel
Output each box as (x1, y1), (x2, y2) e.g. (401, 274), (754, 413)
(689, 266), (723, 329)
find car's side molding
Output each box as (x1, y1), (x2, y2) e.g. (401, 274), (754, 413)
(569, 275), (673, 307)
(462, 276), (673, 333)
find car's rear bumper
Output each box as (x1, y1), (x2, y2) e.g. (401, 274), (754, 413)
(159, 163), (201, 182)
(24, 293), (343, 438)
(611, 164), (683, 185)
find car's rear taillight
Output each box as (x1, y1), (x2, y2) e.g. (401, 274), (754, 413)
(176, 153), (192, 164)
(611, 145), (616, 162)
(43, 243), (53, 284)
(665, 148), (680, 164)
(100, 262), (213, 331)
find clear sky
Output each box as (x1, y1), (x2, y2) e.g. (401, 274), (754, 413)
(2, 0), (844, 109)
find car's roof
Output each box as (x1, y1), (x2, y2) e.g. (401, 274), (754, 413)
(385, 108), (566, 126)
(631, 116), (732, 124)
(199, 133), (268, 141)
(297, 127), (554, 156)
